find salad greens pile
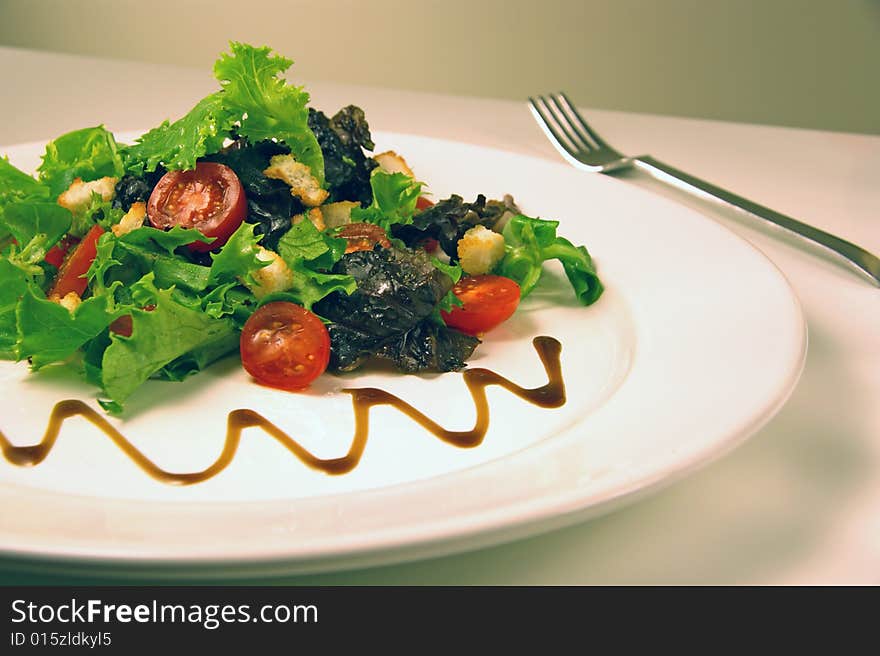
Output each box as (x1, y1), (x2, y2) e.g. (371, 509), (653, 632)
(0, 42), (603, 413)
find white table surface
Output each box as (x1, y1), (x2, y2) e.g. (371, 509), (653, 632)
(1, 47), (878, 585)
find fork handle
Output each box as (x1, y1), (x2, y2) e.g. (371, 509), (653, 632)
(633, 155), (880, 286)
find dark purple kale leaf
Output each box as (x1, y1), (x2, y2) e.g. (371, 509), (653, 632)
(391, 194), (520, 261)
(308, 106), (377, 206)
(113, 168), (166, 212)
(313, 246), (479, 373)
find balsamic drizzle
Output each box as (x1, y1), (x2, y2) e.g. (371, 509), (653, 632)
(0, 337), (565, 485)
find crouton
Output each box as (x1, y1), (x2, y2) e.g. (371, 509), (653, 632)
(457, 225), (506, 275)
(374, 151), (415, 178)
(320, 201), (359, 229)
(291, 207), (325, 232)
(246, 247), (294, 299)
(57, 176), (117, 213)
(111, 202), (146, 237)
(263, 154), (328, 207)
(49, 291), (82, 313)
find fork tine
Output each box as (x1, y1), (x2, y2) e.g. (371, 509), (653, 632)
(528, 96), (581, 159)
(539, 94), (597, 153)
(555, 92), (610, 149)
(548, 94), (600, 152)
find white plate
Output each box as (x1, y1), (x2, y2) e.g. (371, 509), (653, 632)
(0, 131), (805, 577)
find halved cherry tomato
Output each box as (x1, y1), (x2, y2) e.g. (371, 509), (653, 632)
(415, 196), (434, 211)
(146, 162), (246, 252)
(48, 224), (104, 298)
(239, 302), (330, 390)
(45, 235), (80, 269)
(441, 274), (521, 336)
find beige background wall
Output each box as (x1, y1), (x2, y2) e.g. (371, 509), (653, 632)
(0, 0), (876, 135)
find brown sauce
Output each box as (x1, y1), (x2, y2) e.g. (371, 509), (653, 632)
(0, 336), (564, 485)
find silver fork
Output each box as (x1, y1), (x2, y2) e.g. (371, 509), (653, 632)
(529, 92), (880, 286)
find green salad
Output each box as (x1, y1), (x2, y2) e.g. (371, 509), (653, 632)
(0, 42), (603, 413)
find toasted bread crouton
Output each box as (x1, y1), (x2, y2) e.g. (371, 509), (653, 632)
(374, 151), (415, 178)
(111, 202), (146, 237)
(263, 154), (328, 207)
(49, 291), (82, 313)
(320, 201), (359, 229)
(57, 176), (117, 213)
(291, 207), (325, 232)
(457, 225), (506, 275)
(247, 247), (294, 299)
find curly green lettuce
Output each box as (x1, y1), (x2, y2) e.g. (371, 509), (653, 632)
(121, 42), (324, 183)
(275, 218), (356, 310)
(499, 214), (603, 305)
(351, 169), (423, 232)
(214, 42), (324, 184)
(120, 94), (231, 175)
(37, 126), (124, 197)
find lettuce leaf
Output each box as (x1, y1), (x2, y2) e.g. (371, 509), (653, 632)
(201, 282), (253, 324)
(275, 219), (355, 310)
(288, 263), (357, 312)
(113, 43), (327, 189)
(118, 225), (212, 255)
(99, 275), (237, 407)
(0, 157), (51, 245)
(0, 157), (50, 206)
(37, 126), (124, 196)
(276, 218), (346, 269)
(0, 258), (29, 358)
(154, 329), (240, 383)
(214, 42), (324, 184)
(499, 214), (603, 305)
(126, 243), (212, 294)
(208, 221), (268, 286)
(0, 201), (72, 274)
(120, 93), (233, 175)
(431, 259), (464, 314)
(89, 230), (211, 297)
(351, 170), (422, 231)
(16, 284), (125, 369)
(1, 201), (71, 253)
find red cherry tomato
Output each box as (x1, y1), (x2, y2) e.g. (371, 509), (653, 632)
(239, 302), (330, 390)
(146, 162), (246, 252)
(441, 274), (521, 336)
(45, 235), (79, 268)
(48, 224), (104, 298)
(415, 196), (434, 211)
(109, 304), (156, 338)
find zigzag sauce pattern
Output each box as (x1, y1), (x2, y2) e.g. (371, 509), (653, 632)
(0, 337), (564, 485)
